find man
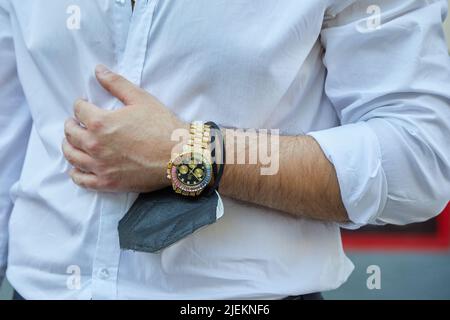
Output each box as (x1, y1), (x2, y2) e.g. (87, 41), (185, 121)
(1, 0), (449, 300)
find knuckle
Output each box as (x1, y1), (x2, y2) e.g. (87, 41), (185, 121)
(85, 138), (101, 155)
(63, 147), (74, 163)
(105, 72), (122, 84)
(61, 139), (68, 153)
(65, 153), (74, 164)
(77, 180), (88, 189)
(89, 115), (106, 132)
(72, 175), (94, 190)
(70, 173), (81, 186)
(74, 99), (83, 115)
(64, 119), (72, 136)
(92, 164), (104, 177)
(95, 162), (109, 175)
(102, 178), (118, 190)
(87, 181), (100, 190)
(97, 170), (118, 189)
(89, 111), (108, 133)
(64, 118), (71, 130)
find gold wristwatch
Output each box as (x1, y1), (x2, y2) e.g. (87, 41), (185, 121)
(167, 122), (213, 197)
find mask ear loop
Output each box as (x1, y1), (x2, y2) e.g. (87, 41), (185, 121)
(205, 122), (225, 196)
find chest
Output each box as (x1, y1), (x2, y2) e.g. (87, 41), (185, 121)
(11, 0), (327, 67)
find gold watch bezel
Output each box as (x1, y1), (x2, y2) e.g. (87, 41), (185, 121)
(167, 122), (213, 197)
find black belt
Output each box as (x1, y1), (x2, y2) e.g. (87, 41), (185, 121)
(13, 290), (323, 300)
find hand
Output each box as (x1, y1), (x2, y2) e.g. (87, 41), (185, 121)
(62, 65), (189, 192)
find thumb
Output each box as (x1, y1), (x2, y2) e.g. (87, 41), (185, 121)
(95, 64), (146, 105)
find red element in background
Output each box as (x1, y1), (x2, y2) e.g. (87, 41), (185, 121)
(342, 203), (450, 251)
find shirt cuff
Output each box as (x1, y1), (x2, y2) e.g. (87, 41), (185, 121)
(308, 122), (388, 229)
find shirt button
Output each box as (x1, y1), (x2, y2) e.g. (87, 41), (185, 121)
(98, 268), (110, 280)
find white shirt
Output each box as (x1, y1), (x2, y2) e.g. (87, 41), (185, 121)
(1, 0), (449, 299)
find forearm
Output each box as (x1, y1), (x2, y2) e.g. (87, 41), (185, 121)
(220, 131), (349, 223)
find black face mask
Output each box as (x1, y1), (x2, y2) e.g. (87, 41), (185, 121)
(118, 187), (223, 253)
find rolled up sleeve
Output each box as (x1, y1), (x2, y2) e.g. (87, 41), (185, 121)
(0, 1), (32, 283)
(308, 0), (450, 228)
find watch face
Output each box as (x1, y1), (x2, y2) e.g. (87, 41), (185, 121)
(171, 152), (212, 193)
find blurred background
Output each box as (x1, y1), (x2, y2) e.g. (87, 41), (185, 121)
(1, 3), (450, 300)
(323, 6), (450, 300)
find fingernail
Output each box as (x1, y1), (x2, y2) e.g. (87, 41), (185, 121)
(95, 64), (111, 76)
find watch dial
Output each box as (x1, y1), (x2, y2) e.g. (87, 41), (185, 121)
(177, 162), (206, 187)
(172, 152), (212, 193)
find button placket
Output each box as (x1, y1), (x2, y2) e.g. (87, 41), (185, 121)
(117, 0), (158, 88)
(90, 0), (159, 300)
(111, 0), (133, 78)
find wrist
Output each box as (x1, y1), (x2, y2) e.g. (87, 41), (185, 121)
(153, 121), (190, 190)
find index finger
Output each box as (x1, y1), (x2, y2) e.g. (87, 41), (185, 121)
(73, 99), (106, 129)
